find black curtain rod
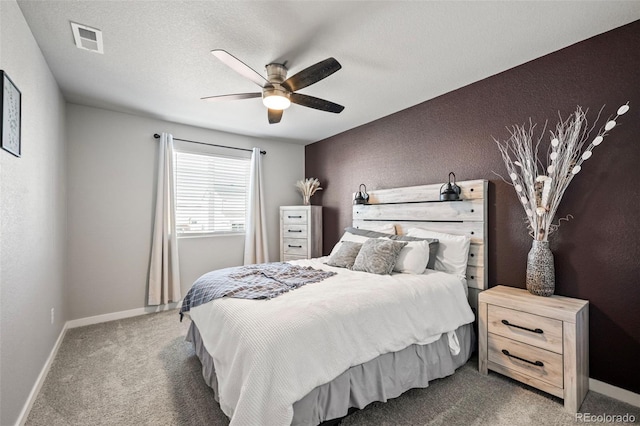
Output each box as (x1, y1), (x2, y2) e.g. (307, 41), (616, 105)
(153, 134), (266, 155)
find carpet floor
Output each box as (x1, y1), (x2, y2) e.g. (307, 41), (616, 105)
(26, 310), (639, 425)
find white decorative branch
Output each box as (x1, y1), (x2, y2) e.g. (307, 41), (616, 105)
(494, 102), (629, 241)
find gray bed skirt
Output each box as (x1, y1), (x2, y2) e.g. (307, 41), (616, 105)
(186, 321), (475, 426)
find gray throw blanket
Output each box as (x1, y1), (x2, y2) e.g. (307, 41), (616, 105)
(179, 262), (336, 320)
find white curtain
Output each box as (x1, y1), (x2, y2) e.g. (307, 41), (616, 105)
(148, 132), (181, 305)
(244, 147), (269, 265)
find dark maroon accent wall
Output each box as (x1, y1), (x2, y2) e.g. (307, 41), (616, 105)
(306, 21), (640, 393)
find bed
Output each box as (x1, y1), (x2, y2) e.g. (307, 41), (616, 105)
(183, 179), (488, 425)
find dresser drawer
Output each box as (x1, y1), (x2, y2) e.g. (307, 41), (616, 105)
(488, 333), (563, 388)
(283, 254), (307, 262)
(282, 210), (308, 224)
(488, 304), (563, 354)
(283, 224), (308, 238)
(283, 239), (308, 256)
(279, 205), (322, 262)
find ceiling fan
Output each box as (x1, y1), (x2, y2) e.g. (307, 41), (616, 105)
(202, 50), (344, 124)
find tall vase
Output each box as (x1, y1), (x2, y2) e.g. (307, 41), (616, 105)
(526, 240), (555, 297)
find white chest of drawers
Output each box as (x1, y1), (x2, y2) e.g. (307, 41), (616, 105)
(279, 206), (322, 261)
(478, 285), (589, 412)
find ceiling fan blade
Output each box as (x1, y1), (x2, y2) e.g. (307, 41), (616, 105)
(211, 49), (269, 88)
(268, 109), (283, 124)
(201, 92), (262, 102)
(289, 93), (344, 113)
(282, 57), (341, 92)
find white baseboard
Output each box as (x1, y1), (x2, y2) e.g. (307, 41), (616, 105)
(15, 303), (178, 425)
(66, 303), (179, 329)
(589, 378), (640, 408)
(16, 324), (68, 426)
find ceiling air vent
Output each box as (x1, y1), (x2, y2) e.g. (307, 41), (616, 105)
(71, 22), (104, 54)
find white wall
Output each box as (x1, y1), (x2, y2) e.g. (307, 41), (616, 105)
(0, 1), (68, 424)
(66, 104), (305, 319)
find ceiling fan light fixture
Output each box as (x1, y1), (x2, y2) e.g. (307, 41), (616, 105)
(262, 91), (291, 110)
(206, 50), (343, 122)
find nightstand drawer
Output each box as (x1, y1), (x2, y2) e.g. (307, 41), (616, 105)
(283, 239), (308, 256)
(488, 305), (563, 354)
(282, 211), (308, 224)
(488, 333), (563, 388)
(283, 224), (308, 238)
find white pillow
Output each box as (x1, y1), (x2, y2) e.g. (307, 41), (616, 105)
(405, 228), (470, 277)
(390, 239), (431, 274)
(328, 231), (369, 257)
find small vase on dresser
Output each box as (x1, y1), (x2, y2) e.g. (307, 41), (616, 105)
(279, 206), (322, 261)
(526, 240), (555, 296)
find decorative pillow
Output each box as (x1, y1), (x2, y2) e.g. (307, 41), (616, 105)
(344, 226), (439, 269)
(328, 232), (369, 258)
(326, 241), (363, 269)
(391, 239), (431, 274)
(388, 235), (439, 270)
(362, 223), (396, 235)
(344, 226), (395, 238)
(351, 239), (407, 275)
(406, 228), (471, 277)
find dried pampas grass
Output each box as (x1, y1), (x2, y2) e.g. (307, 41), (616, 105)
(295, 178), (322, 204)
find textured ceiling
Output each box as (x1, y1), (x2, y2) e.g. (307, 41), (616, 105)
(17, 1), (640, 144)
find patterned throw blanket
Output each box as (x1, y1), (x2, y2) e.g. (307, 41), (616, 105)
(179, 262), (336, 320)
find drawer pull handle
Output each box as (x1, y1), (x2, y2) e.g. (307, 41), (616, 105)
(288, 215), (302, 219)
(501, 319), (543, 334)
(288, 230), (302, 233)
(288, 245), (302, 248)
(501, 349), (544, 367)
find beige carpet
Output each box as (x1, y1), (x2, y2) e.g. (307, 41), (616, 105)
(26, 310), (639, 425)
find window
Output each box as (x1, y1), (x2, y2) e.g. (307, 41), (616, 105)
(174, 150), (251, 235)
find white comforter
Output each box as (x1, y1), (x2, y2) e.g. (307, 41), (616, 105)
(189, 257), (475, 426)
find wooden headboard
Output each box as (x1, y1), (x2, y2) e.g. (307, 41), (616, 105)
(352, 179), (488, 309)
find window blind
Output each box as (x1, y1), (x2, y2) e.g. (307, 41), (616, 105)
(174, 150), (251, 235)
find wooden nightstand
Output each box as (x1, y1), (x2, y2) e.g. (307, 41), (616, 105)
(478, 285), (589, 412)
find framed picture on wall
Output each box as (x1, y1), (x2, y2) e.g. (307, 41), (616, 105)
(1, 70), (21, 157)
